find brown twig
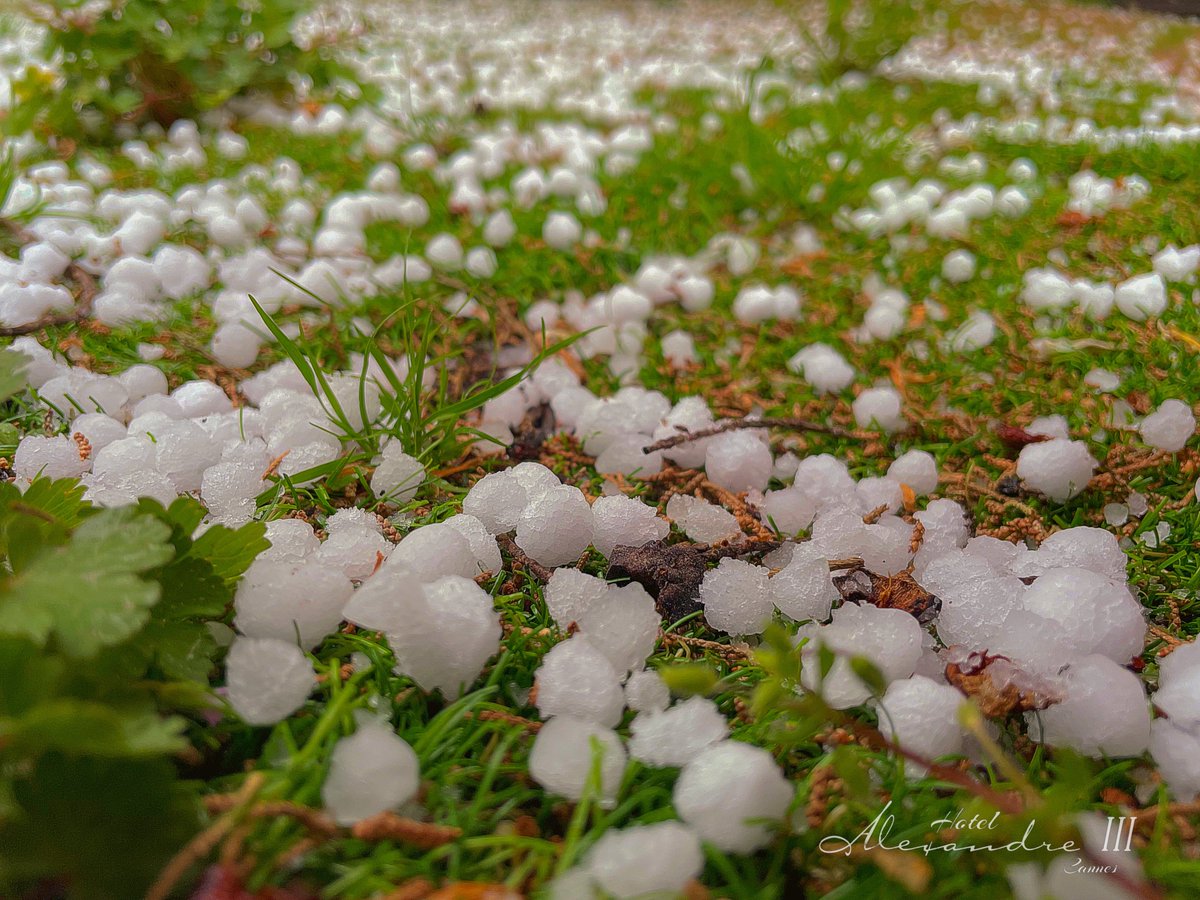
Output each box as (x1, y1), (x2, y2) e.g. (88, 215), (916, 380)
(641, 416), (856, 454)
(496, 532), (554, 581)
(351, 811), (463, 849)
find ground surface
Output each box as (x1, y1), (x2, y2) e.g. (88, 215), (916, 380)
(4, 1), (1200, 898)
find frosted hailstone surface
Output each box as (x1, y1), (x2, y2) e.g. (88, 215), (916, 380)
(386, 522), (478, 580)
(624, 668), (670, 714)
(1028, 655), (1150, 758)
(515, 484), (594, 566)
(13, 434), (91, 481)
(370, 445), (425, 501)
(887, 449), (939, 495)
(463, 470), (529, 533)
(699, 557), (774, 635)
(225, 636), (315, 725)
(760, 487), (818, 536)
(321, 718), (420, 825)
(382, 575), (500, 697)
(852, 386), (905, 432)
(704, 430), (773, 493)
(543, 568), (609, 628)
(443, 513), (503, 574)
(1020, 567), (1145, 664)
(797, 603), (924, 709)
(665, 493), (741, 543)
(234, 559), (353, 649)
(575, 582), (660, 676)
(770, 547), (838, 623)
(528, 716), (627, 802)
(873, 675), (966, 766)
(584, 821), (704, 898)
(628, 697), (728, 767)
(1016, 438), (1097, 502)
(673, 741), (792, 852)
(260, 518), (321, 563)
(589, 494), (669, 558)
(1139, 399), (1195, 452)
(535, 636), (625, 727)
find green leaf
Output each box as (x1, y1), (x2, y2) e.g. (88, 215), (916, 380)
(849, 655), (888, 697)
(187, 519), (269, 584)
(0, 699), (187, 757)
(656, 661), (718, 697)
(0, 507), (174, 657)
(0, 348), (28, 402)
(142, 619), (219, 683)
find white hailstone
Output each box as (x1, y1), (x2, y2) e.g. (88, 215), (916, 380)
(321, 719), (420, 826)
(425, 233), (463, 269)
(699, 557), (774, 635)
(70, 413), (127, 454)
(172, 379), (233, 417)
(1021, 568), (1144, 664)
(1139, 399), (1195, 452)
(201, 456), (265, 523)
(673, 741), (792, 853)
(14, 434), (91, 481)
(112, 364), (164, 405)
(676, 275), (714, 312)
(606, 286), (652, 323)
(483, 209), (516, 247)
(624, 668), (670, 714)
(856, 476), (903, 513)
(443, 514), (502, 575)
(760, 487), (818, 535)
(792, 343), (859, 396)
(941, 249), (976, 283)
(515, 484), (593, 567)
(234, 560), (353, 648)
(654, 396), (714, 469)
(463, 470), (529, 533)
(529, 716), (627, 803)
(384, 576), (500, 697)
(371, 446), (425, 501)
(887, 449), (939, 495)
(576, 583), (660, 675)
(153, 420), (220, 492)
(508, 461), (562, 498)
(945, 310), (996, 351)
(326, 508), (383, 535)
(589, 494), (669, 558)
(852, 386), (905, 432)
(535, 636), (625, 727)
(731, 284), (777, 323)
(725, 236), (759, 276)
(316, 525), (393, 581)
(465, 246), (498, 278)
(665, 494), (741, 543)
(1114, 272), (1167, 320)
(211, 322), (261, 368)
(1027, 415), (1070, 441)
(704, 430), (772, 493)
(1150, 720), (1200, 799)
(874, 675), (965, 766)
(594, 434), (663, 478)
(1152, 245), (1200, 282)
(543, 211), (582, 250)
(387, 523), (477, 581)
(629, 697), (727, 767)
(1017, 526), (1128, 583)
(1072, 280), (1115, 320)
(261, 519), (321, 563)
(584, 822), (704, 899)
(770, 547), (838, 623)
(1028, 655), (1150, 757)
(225, 636), (315, 725)
(797, 603), (924, 708)
(543, 568), (610, 628)
(1016, 439), (1097, 502)
(661, 330), (698, 367)
(1021, 268), (1074, 311)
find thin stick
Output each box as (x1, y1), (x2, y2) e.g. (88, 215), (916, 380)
(642, 416), (855, 454)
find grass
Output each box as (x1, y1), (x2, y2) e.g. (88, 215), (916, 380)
(4, 0), (1200, 896)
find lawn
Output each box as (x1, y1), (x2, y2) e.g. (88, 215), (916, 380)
(2, 1), (1200, 898)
